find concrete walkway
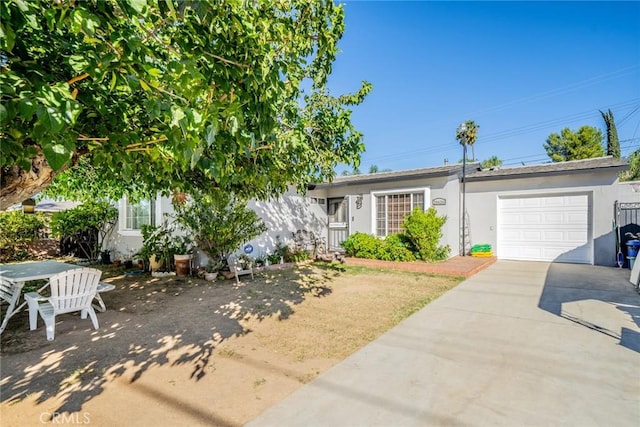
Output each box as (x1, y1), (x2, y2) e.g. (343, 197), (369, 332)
(248, 261), (640, 427)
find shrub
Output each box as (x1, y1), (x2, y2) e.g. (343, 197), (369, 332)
(0, 211), (48, 261)
(174, 191), (266, 270)
(402, 207), (450, 261)
(341, 232), (382, 259)
(50, 201), (118, 260)
(378, 234), (415, 262)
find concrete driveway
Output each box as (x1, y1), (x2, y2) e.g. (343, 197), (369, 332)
(248, 261), (640, 426)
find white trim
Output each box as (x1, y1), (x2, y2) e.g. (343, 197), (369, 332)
(370, 187), (431, 236)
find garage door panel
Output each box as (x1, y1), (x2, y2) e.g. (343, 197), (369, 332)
(498, 194), (591, 264)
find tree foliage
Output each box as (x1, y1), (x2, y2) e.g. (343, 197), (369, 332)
(480, 155), (503, 169)
(0, 210), (48, 261)
(600, 109), (620, 158)
(543, 126), (604, 162)
(50, 200), (118, 260)
(0, 0), (371, 209)
(621, 149), (640, 182)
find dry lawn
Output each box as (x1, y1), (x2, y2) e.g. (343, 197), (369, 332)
(0, 262), (461, 426)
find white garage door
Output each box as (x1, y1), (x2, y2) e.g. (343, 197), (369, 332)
(498, 194), (591, 264)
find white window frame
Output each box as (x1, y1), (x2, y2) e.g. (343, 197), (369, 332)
(118, 196), (160, 237)
(371, 187), (430, 237)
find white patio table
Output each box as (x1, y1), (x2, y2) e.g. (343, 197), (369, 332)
(0, 260), (82, 333)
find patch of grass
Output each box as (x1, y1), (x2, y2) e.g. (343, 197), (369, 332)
(249, 266), (462, 363)
(217, 347), (242, 359)
(253, 378), (266, 388)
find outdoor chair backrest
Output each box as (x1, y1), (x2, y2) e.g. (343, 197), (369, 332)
(48, 268), (102, 315)
(0, 278), (16, 305)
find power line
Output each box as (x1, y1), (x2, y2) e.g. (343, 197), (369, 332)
(363, 99), (640, 164)
(464, 65), (640, 118)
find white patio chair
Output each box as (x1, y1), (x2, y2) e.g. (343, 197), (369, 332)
(25, 267), (102, 341)
(0, 278), (22, 334)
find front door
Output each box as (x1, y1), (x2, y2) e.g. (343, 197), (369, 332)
(328, 197), (349, 251)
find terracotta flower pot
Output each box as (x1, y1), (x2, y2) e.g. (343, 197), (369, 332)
(174, 254), (192, 277)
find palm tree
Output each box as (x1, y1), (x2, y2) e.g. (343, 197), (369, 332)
(455, 120), (479, 257)
(455, 120), (479, 161)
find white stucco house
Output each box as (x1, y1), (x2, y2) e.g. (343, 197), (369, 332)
(106, 156), (637, 267)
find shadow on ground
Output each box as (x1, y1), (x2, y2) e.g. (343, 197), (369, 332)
(539, 263), (640, 353)
(0, 263), (334, 418)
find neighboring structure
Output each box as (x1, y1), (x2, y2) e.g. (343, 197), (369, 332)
(105, 156), (634, 267)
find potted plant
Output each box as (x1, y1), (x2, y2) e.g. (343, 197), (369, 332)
(138, 223), (174, 272)
(203, 260), (222, 281)
(100, 249), (112, 265)
(173, 235), (194, 277)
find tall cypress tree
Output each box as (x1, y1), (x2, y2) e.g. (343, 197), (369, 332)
(600, 109), (621, 158)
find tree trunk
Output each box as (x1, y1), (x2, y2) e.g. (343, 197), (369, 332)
(0, 151), (63, 210)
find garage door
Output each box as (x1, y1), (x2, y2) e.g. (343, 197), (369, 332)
(498, 194), (591, 264)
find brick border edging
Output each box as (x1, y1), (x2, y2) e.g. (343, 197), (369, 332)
(463, 256), (497, 277)
(342, 256), (498, 278)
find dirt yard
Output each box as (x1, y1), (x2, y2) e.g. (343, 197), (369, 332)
(0, 262), (461, 426)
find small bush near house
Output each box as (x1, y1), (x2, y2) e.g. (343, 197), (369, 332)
(173, 191), (267, 270)
(341, 207), (450, 262)
(378, 234), (415, 262)
(0, 211), (48, 261)
(50, 201), (118, 260)
(402, 207), (450, 261)
(341, 232), (380, 259)
(341, 232), (415, 262)
(271, 236), (309, 263)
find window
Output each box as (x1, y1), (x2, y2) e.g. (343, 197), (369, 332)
(309, 197), (326, 205)
(375, 191), (425, 237)
(125, 199), (156, 230)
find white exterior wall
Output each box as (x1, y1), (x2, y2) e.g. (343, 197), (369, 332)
(105, 190), (327, 264)
(104, 195), (175, 261)
(242, 189), (328, 260)
(465, 171), (624, 266)
(320, 174), (460, 256)
(617, 180), (640, 203)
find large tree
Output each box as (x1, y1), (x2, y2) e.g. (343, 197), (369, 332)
(0, 0), (371, 209)
(543, 126), (604, 162)
(600, 109), (620, 158)
(621, 149), (640, 182)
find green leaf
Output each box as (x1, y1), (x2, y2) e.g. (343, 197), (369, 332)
(127, 0), (147, 14)
(171, 106), (185, 128)
(68, 55), (89, 73)
(42, 142), (73, 170)
(139, 79), (150, 91)
(228, 116), (239, 136)
(18, 98), (37, 118)
(205, 123), (217, 147)
(0, 22), (16, 51)
(109, 72), (117, 91)
(0, 104), (7, 125)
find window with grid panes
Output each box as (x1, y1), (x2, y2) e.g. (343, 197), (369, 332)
(125, 199), (156, 230)
(375, 192), (424, 237)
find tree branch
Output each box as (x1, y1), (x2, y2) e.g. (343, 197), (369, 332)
(68, 73), (90, 86)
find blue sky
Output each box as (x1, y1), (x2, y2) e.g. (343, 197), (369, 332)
(329, 1), (640, 173)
